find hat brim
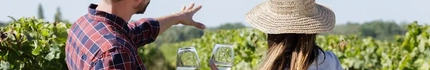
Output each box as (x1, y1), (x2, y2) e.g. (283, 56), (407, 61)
(245, 2), (336, 34)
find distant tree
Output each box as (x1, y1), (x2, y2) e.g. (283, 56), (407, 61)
(180, 26), (204, 40)
(360, 20), (405, 40)
(217, 22), (246, 30)
(0, 21), (6, 27)
(37, 3), (45, 19)
(153, 26), (204, 46)
(54, 7), (63, 22)
(326, 20), (407, 41)
(327, 22), (362, 35)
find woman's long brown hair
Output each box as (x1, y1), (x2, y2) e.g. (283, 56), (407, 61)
(259, 34), (325, 70)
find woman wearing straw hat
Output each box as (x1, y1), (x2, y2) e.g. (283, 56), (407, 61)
(244, 0), (343, 70)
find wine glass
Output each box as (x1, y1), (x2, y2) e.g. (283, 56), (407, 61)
(176, 47), (200, 70)
(210, 44), (234, 70)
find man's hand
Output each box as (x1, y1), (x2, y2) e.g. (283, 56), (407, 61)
(156, 2), (205, 35)
(174, 2), (206, 29)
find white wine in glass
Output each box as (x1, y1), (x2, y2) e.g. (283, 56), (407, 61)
(176, 47), (200, 70)
(210, 44), (234, 70)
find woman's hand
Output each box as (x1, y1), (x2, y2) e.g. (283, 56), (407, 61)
(209, 59), (219, 70)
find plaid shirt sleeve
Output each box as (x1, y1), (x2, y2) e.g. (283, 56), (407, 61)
(128, 18), (160, 46)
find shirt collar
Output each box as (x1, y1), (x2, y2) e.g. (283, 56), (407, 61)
(87, 4), (130, 32)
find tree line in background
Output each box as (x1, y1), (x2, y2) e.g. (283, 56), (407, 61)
(327, 20), (409, 41)
(37, 3), (67, 23)
(155, 20), (410, 45)
(0, 3), (66, 26)
(152, 22), (247, 46)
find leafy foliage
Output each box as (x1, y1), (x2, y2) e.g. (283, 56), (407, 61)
(0, 17), (71, 70)
(139, 44), (176, 70)
(317, 22), (430, 70)
(0, 17), (429, 70)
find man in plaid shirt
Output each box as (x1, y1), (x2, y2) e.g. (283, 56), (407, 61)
(65, 0), (205, 69)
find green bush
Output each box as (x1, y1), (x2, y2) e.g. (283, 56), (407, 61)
(317, 22), (430, 70)
(0, 17), (173, 70)
(0, 17), (70, 70)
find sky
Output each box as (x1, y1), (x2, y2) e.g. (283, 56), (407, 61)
(0, 0), (429, 27)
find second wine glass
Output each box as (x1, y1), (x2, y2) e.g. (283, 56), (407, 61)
(210, 44), (234, 70)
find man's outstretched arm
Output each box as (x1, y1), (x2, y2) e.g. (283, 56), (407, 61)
(127, 3), (205, 46)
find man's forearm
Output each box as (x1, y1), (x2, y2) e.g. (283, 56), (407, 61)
(155, 14), (180, 35)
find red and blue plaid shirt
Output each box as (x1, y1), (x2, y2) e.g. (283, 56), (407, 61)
(65, 4), (160, 70)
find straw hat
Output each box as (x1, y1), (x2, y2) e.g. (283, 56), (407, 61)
(245, 0), (335, 34)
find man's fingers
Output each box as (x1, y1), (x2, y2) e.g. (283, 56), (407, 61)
(181, 5), (186, 11)
(188, 2), (195, 10)
(191, 5), (202, 13)
(192, 22), (206, 29)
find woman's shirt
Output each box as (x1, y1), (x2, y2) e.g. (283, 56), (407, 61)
(307, 51), (343, 70)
